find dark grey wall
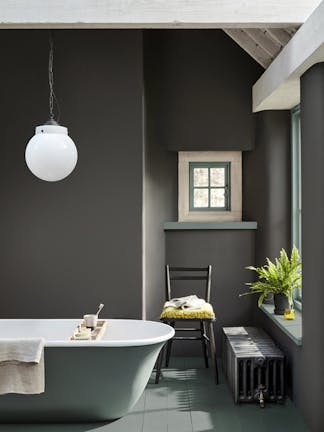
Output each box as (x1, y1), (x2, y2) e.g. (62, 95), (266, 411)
(0, 30), (144, 319)
(243, 110), (291, 264)
(299, 62), (324, 432)
(143, 33), (178, 320)
(145, 30), (262, 151)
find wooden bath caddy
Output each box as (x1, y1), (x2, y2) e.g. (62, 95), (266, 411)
(70, 320), (107, 341)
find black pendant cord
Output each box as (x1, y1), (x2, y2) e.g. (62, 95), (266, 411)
(48, 31), (60, 123)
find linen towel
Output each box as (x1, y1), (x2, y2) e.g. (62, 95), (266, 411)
(161, 302), (215, 319)
(164, 295), (206, 310)
(0, 338), (45, 395)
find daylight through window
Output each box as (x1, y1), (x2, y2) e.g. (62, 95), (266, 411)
(189, 162), (230, 211)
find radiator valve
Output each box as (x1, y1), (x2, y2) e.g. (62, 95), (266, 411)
(258, 384), (265, 408)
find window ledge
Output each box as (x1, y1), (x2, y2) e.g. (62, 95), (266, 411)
(164, 221), (257, 230)
(260, 304), (302, 346)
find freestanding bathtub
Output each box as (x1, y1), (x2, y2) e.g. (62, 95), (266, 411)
(0, 319), (174, 422)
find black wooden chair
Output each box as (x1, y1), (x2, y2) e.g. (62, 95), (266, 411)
(155, 265), (219, 384)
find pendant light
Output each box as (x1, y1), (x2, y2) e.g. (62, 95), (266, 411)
(25, 32), (78, 182)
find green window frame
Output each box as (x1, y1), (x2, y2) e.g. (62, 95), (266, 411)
(189, 162), (231, 211)
(291, 105), (302, 309)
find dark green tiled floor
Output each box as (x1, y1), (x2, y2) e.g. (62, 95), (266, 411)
(0, 357), (309, 432)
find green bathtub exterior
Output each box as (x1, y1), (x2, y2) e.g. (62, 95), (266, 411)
(0, 343), (164, 422)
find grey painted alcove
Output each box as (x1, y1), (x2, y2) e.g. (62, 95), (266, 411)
(143, 30), (263, 357)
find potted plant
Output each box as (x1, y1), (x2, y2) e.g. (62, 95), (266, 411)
(241, 246), (302, 315)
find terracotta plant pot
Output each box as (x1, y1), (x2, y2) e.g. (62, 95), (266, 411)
(274, 293), (290, 315)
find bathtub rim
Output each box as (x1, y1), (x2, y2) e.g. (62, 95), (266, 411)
(0, 318), (175, 347)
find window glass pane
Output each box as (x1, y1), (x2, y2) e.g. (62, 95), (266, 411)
(193, 168), (208, 187)
(189, 161), (231, 211)
(210, 167), (225, 187)
(210, 188), (225, 207)
(194, 188), (209, 207)
(291, 106), (302, 307)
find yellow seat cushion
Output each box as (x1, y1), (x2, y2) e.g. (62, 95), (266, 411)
(160, 303), (215, 319)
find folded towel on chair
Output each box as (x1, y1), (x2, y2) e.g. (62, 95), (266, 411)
(0, 338), (45, 395)
(160, 302), (215, 319)
(161, 296), (215, 319)
(164, 295), (206, 310)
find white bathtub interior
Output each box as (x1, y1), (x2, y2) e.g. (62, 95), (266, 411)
(0, 319), (174, 346)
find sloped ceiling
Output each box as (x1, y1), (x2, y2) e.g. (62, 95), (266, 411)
(224, 28), (298, 68)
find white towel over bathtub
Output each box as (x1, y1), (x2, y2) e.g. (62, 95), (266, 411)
(0, 338), (45, 394)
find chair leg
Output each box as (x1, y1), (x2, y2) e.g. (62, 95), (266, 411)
(208, 321), (219, 384)
(200, 321), (209, 368)
(155, 345), (165, 384)
(165, 321), (175, 368)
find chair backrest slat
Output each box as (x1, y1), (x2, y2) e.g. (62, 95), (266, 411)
(170, 276), (208, 281)
(165, 265), (212, 302)
(169, 267), (209, 271)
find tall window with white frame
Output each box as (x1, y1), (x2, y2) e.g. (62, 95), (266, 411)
(291, 106), (302, 308)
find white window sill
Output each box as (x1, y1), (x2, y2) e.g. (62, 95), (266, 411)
(260, 304), (302, 346)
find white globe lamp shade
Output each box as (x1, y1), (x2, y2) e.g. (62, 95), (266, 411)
(25, 123), (78, 182)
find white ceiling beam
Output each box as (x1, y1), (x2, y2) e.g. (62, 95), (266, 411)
(224, 29), (271, 68)
(0, 0), (321, 29)
(253, 0), (324, 111)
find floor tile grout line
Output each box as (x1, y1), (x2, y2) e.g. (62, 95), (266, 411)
(185, 365), (194, 432)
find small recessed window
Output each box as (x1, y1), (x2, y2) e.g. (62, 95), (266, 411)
(189, 162), (230, 211)
(178, 151), (242, 222)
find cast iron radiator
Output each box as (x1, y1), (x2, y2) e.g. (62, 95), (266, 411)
(222, 327), (285, 407)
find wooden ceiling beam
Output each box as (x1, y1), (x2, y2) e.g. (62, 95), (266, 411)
(285, 27), (298, 36)
(244, 28), (282, 57)
(224, 29), (271, 68)
(265, 28), (293, 45)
